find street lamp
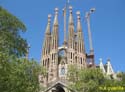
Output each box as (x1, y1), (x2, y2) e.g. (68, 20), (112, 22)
(85, 8), (95, 55)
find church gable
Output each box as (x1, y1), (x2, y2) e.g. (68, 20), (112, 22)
(44, 81), (75, 92)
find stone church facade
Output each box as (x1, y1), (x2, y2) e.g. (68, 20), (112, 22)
(39, 6), (93, 92)
(39, 4), (115, 92)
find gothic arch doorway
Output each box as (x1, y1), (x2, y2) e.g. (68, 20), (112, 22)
(56, 86), (65, 92)
(44, 82), (75, 92)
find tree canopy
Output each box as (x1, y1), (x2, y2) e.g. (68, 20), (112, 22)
(0, 6), (27, 57)
(67, 65), (125, 92)
(0, 6), (42, 92)
(0, 57), (41, 92)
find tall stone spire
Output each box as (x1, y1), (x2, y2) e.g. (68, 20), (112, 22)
(51, 8), (59, 50)
(69, 6), (74, 26)
(53, 8), (58, 26)
(49, 8), (59, 82)
(42, 14), (51, 57)
(40, 15), (52, 87)
(41, 14), (51, 70)
(68, 6), (74, 49)
(76, 11), (82, 32)
(45, 14), (51, 34)
(76, 11), (85, 53)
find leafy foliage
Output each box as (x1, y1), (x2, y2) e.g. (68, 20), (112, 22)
(0, 6), (43, 92)
(67, 65), (125, 92)
(0, 6), (27, 57)
(67, 65), (104, 92)
(0, 56), (41, 92)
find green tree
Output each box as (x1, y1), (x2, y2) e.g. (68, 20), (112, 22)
(100, 78), (125, 92)
(121, 72), (125, 84)
(117, 72), (125, 83)
(0, 6), (27, 57)
(0, 56), (42, 92)
(67, 65), (125, 92)
(67, 65), (105, 92)
(0, 6), (44, 92)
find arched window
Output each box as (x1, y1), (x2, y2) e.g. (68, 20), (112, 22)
(55, 39), (56, 48)
(45, 60), (46, 66)
(71, 60), (72, 64)
(44, 49), (45, 55)
(46, 50), (47, 55)
(75, 57), (77, 64)
(43, 60), (44, 66)
(80, 43), (81, 52)
(47, 58), (49, 68)
(52, 54), (53, 60)
(54, 54), (55, 60)
(81, 57), (82, 64)
(71, 52), (72, 59)
(61, 67), (65, 75)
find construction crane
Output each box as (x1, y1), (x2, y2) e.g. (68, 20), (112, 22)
(85, 8), (95, 67)
(85, 8), (96, 55)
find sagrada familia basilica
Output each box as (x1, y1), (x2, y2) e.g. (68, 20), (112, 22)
(39, 1), (115, 92)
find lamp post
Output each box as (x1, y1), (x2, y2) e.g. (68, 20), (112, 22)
(85, 8), (95, 55)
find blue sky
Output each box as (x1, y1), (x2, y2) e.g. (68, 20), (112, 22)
(1, 0), (125, 72)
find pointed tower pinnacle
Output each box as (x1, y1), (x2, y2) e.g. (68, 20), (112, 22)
(48, 8), (59, 81)
(76, 11), (85, 53)
(41, 14), (51, 59)
(45, 14), (51, 34)
(76, 11), (82, 32)
(107, 59), (114, 75)
(99, 58), (106, 74)
(53, 8), (58, 26)
(68, 6), (74, 49)
(51, 8), (59, 50)
(69, 6), (73, 25)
